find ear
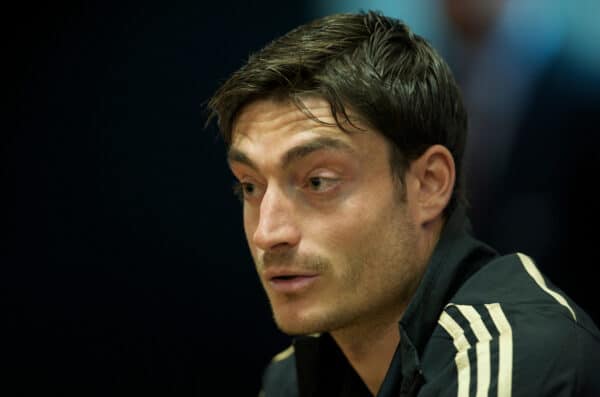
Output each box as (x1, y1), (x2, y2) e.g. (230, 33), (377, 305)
(406, 144), (455, 226)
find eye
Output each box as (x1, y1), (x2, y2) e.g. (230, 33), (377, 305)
(232, 181), (259, 202)
(306, 176), (339, 192)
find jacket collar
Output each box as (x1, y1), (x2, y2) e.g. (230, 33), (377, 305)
(400, 204), (497, 358)
(391, 205), (497, 395)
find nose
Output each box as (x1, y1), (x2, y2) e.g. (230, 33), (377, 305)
(251, 184), (301, 251)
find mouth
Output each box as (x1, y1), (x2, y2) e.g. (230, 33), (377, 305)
(266, 273), (320, 294)
(272, 275), (301, 280)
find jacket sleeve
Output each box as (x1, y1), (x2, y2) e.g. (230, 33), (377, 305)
(420, 300), (600, 396)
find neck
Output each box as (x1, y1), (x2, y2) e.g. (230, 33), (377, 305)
(331, 317), (401, 396)
(329, 217), (445, 395)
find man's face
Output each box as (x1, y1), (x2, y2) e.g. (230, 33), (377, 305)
(228, 97), (425, 335)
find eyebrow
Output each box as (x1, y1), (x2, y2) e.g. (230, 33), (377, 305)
(227, 136), (355, 170)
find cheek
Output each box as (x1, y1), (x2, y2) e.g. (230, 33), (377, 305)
(312, 198), (386, 255)
(317, 194), (405, 279)
(340, 191), (392, 229)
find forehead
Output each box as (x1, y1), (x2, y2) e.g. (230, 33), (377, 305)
(231, 97), (362, 150)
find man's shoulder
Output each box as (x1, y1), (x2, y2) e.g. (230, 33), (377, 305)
(449, 252), (600, 346)
(260, 345), (299, 397)
(454, 253), (589, 317)
(420, 252), (600, 395)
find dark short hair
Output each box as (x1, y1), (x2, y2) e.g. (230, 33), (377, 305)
(207, 11), (468, 214)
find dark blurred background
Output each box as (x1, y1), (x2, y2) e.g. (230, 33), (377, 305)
(7, 0), (599, 396)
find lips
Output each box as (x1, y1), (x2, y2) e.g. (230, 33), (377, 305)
(264, 269), (320, 293)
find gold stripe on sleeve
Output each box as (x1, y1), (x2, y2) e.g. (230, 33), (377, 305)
(485, 303), (513, 397)
(439, 311), (471, 397)
(272, 345), (294, 363)
(517, 253), (576, 321)
(455, 305), (493, 397)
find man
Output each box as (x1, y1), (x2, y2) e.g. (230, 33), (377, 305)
(207, 11), (600, 397)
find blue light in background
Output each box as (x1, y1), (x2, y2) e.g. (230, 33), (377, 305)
(308, 0), (600, 74)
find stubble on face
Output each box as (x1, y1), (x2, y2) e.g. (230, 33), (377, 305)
(253, 248), (336, 334)
(252, 204), (422, 337)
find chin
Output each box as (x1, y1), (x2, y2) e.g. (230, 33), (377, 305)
(274, 316), (314, 336)
(273, 311), (328, 336)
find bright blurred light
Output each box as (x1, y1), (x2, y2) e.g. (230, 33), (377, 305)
(308, 0), (600, 76)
